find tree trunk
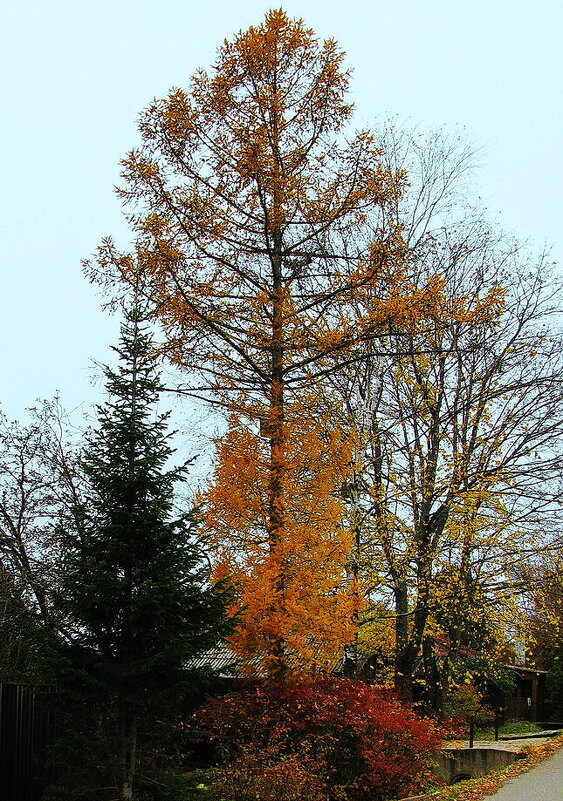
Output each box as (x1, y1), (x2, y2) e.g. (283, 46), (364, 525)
(119, 710), (137, 801)
(422, 635), (445, 713)
(266, 211), (288, 681)
(394, 582), (414, 703)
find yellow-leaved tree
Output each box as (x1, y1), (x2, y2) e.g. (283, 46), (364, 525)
(324, 127), (563, 703)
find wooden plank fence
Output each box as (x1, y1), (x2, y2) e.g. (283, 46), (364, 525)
(0, 684), (56, 801)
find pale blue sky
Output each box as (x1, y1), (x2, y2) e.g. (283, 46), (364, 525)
(1, 0), (562, 424)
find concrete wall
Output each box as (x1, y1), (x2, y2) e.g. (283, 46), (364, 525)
(435, 748), (524, 785)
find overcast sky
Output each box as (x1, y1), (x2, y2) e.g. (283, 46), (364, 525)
(1, 0), (561, 430)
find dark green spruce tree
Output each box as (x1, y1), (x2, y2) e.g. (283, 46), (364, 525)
(52, 304), (232, 801)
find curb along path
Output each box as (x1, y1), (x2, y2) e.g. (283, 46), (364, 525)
(480, 745), (563, 800)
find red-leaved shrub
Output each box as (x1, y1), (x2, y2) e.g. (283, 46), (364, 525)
(196, 677), (441, 801)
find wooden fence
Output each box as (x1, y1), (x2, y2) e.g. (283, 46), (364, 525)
(0, 684), (56, 801)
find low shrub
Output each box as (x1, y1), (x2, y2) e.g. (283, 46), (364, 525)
(196, 676), (441, 801)
(213, 746), (327, 801)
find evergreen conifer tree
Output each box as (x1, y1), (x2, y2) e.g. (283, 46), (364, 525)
(52, 304), (231, 801)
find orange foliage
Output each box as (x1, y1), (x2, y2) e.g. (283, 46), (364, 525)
(203, 408), (360, 675)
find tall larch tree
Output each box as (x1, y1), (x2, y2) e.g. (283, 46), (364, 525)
(52, 304), (231, 801)
(88, 11), (441, 677)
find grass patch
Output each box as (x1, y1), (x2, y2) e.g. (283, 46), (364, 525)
(154, 769), (221, 801)
(473, 719), (542, 740)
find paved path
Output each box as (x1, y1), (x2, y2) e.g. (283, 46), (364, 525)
(481, 745), (563, 800)
(445, 736), (558, 753)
